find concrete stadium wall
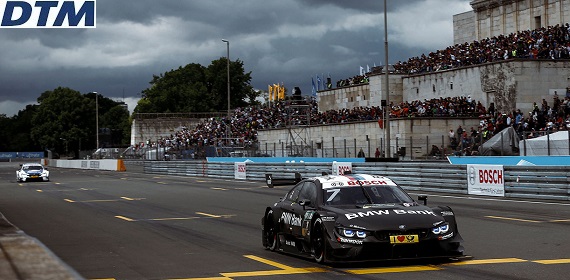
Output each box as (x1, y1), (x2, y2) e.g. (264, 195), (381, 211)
(318, 74), (403, 112)
(456, 0), (570, 44)
(453, 10), (476, 44)
(318, 60), (570, 117)
(256, 118), (481, 158)
(403, 60), (570, 115)
(131, 117), (205, 146)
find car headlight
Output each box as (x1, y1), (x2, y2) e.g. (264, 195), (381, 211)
(338, 228), (367, 239)
(432, 223), (450, 235)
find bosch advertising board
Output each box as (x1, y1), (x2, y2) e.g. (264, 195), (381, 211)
(0, 0), (95, 28)
(467, 164), (505, 197)
(234, 162), (246, 180)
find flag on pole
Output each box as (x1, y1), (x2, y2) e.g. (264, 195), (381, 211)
(311, 77), (317, 96)
(367, 65), (370, 73)
(359, 66), (364, 75)
(316, 75), (321, 91)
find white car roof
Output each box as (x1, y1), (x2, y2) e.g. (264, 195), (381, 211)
(314, 174), (397, 189)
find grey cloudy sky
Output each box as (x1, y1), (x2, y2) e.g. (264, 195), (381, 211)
(0, 0), (472, 117)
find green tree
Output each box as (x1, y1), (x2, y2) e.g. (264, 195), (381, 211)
(0, 114), (10, 152)
(206, 58), (253, 110)
(134, 58), (254, 113)
(30, 87), (130, 157)
(99, 105), (131, 146)
(6, 105), (42, 152)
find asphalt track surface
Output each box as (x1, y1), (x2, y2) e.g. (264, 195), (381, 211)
(1, 163), (570, 280)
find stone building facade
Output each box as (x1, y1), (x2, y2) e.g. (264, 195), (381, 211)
(454, 0), (570, 45)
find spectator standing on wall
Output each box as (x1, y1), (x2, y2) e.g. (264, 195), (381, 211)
(358, 148), (365, 158)
(375, 148), (381, 158)
(448, 129), (455, 142)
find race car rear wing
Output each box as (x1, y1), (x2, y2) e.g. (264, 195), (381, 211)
(265, 172), (302, 188)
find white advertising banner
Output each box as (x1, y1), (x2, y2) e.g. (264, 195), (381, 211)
(467, 164), (505, 197)
(234, 162), (246, 180)
(332, 162), (352, 175)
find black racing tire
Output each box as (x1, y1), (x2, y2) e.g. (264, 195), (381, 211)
(312, 217), (327, 263)
(265, 210), (279, 251)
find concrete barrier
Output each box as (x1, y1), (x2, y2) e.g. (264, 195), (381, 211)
(0, 212), (84, 280)
(45, 159), (126, 172)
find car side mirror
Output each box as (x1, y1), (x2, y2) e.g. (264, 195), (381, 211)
(418, 195), (428, 206)
(299, 199), (312, 209)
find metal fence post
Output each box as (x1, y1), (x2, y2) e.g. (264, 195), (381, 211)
(366, 135), (371, 157)
(547, 132), (551, 156)
(426, 135), (429, 158)
(395, 137), (399, 158)
(354, 138), (357, 158)
(410, 136), (414, 160)
(500, 133), (504, 156)
(332, 137), (336, 157)
(344, 139), (347, 158)
(523, 132), (527, 156)
(380, 138), (384, 158)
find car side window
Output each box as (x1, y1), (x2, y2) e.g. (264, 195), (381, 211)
(298, 182), (317, 204)
(285, 183), (303, 202)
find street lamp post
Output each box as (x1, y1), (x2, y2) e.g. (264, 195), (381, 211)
(94, 91), (99, 152)
(383, 0), (391, 158)
(222, 39), (231, 145)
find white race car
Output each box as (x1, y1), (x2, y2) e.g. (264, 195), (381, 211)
(16, 163), (50, 182)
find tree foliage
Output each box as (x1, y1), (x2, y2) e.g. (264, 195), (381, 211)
(9, 87), (132, 156)
(134, 58), (258, 113)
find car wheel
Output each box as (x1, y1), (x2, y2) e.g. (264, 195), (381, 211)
(312, 217), (327, 263)
(265, 211), (279, 251)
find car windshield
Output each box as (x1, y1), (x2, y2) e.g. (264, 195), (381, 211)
(323, 185), (414, 206)
(24, 166), (42, 171)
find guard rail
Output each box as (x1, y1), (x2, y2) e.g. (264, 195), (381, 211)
(143, 161), (570, 201)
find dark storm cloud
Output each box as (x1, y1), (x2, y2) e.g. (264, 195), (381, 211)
(294, 0), (424, 12)
(0, 0), (472, 116)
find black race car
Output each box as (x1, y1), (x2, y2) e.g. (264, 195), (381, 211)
(262, 173), (464, 263)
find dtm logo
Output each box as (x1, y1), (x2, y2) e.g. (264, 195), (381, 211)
(0, 0), (95, 28)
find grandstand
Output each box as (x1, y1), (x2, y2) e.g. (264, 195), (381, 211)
(130, 1), (570, 159)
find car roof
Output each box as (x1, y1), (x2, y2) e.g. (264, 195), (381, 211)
(310, 173), (397, 189)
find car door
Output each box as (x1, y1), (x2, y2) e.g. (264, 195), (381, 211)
(279, 182), (304, 239)
(291, 181), (318, 239)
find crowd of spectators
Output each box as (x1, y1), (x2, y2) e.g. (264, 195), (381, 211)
(143, 95), (485, 151)
(336, 75), (369, 88)
(393, 23), (570, 75)
(331, 24), (570, 87)
(448, 94), (570, 156)
(138, 93), (570, 158)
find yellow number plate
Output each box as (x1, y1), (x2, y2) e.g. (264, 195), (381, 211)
(390, 235), (419, 244)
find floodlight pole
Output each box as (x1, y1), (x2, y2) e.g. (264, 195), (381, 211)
(94, 91), (99, 151)
(222, 39), (231, 143)
(383, 0), (391, 158)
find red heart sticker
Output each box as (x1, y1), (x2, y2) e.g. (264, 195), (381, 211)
(397, 236), (405, 242)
